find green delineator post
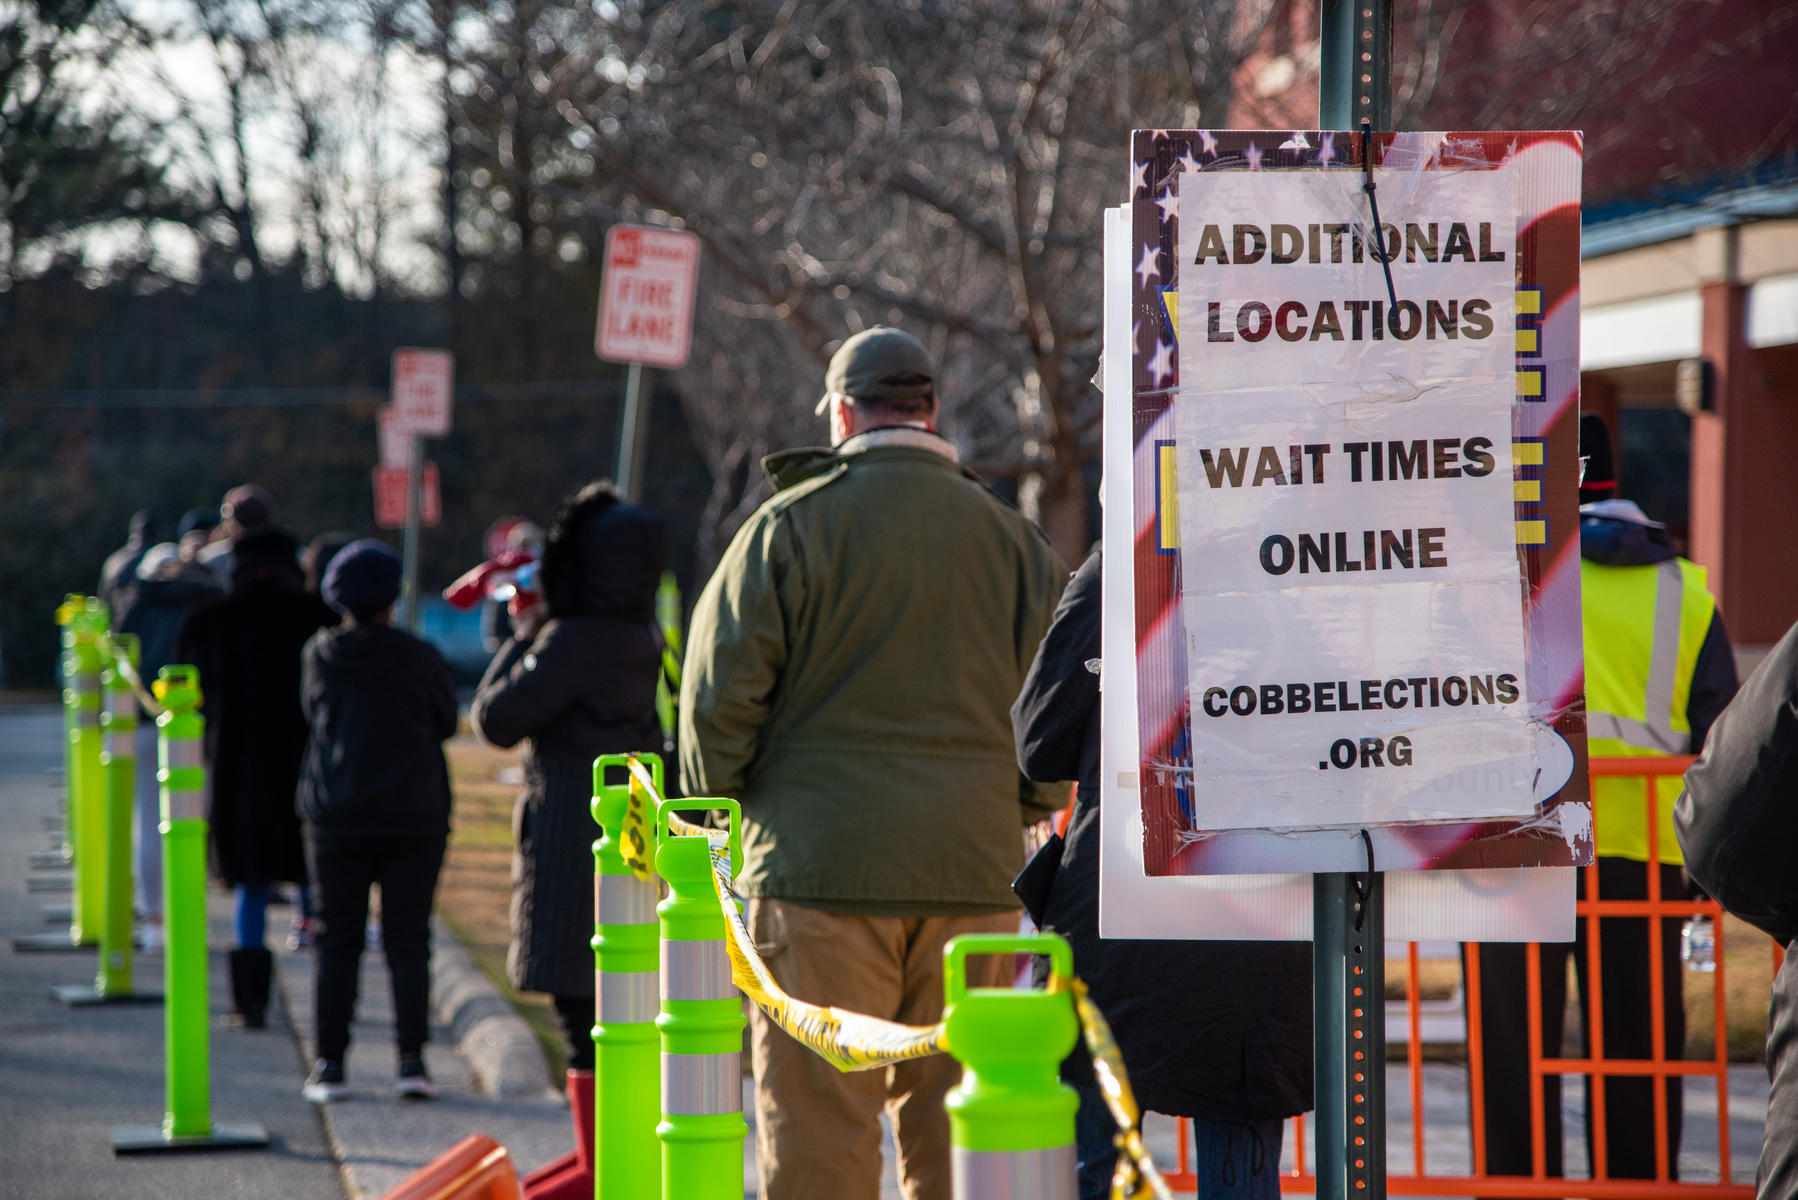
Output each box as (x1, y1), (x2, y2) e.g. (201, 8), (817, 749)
(112, 665), (267, 1154)
(53, 634), (161, 1005)
(591, 753), (663, 1199)
(942, 933), (1080, 1200)
(52, 595), (83, 860)
(70, 601), (109, 943)
(652, 794), (745, 1200)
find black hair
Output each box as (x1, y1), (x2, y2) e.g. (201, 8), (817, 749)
(860, 372), (936, 419)
(539, 479), (622, 617)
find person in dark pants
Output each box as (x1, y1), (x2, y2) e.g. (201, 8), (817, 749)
(295, 540), (457, 1102)
(1467, 414), (1737, 1181)
(470, 481), (667, 1076)
(178, 524), (336, 1027)
(1012, 548), (1313, 1200)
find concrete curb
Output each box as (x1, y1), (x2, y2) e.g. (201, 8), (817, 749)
(430, 915), (555, 1100)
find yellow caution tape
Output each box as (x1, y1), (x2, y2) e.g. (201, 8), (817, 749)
(618, 764), (657, 880)
(108, 641), (167, 717)
(666, 810), (949, 1071)
(1065, 976), (1174, 1200)
(639, 757), (1169, 1193)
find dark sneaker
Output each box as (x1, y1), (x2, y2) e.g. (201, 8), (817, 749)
(303, 1059), (348, 1104)
(396, 1056), (436, 1101)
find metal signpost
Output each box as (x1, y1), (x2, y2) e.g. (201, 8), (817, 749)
(1316, 9), (1393, 1197)
(387, 349), (454, 630)
(595, 224), (700, 502)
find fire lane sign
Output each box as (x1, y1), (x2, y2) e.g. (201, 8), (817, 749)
(374, 462), (440, 529)
(595, 225), (700, 368)
(390, 348), (454, 438)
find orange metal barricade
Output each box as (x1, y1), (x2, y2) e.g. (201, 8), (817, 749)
(377, 1134), (522, 1200)
(1163, 756), (1772, 1199)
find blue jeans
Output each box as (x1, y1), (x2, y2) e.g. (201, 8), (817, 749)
(1075, 1085), (1284, 1200)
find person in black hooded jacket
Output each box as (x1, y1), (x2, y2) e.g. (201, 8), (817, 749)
(1012, 547), (1313, 1200)
(470, 479), (667, 1072)
(295, 539), (458, 1103)
(1676, 618), (1798, 1199)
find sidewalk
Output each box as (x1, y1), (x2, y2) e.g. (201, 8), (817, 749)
(0, 705), (574, 1200)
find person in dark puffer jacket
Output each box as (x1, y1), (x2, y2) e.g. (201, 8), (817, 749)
(295, 540), (458, 1104)
(470, 480), (667, 1073)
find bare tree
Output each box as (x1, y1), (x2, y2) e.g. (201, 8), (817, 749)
(543, 0), (1278, 568)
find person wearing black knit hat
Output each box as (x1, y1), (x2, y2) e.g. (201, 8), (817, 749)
(1466, 411), (1739, 1183)
(295, 539), (458, 1103)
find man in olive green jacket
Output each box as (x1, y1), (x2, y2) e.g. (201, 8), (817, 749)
(680, 326), (1069, 1200)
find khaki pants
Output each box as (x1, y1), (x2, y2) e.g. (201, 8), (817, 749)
(747, 898), (1019, 1200)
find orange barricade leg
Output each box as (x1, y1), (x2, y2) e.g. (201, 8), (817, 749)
(519, 1070), (595, 1200)
(378, 1134), (521, 1200)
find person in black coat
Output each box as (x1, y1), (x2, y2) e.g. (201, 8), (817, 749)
(1676, 619), (1798, 1199)
(296, 540), (458, 1103)
(1012, 547), (1313, 1200)
(177, 525), (336, 1026)
(470, 480), (667, 1071)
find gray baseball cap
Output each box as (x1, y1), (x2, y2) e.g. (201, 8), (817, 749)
(815, 327), (936, 414)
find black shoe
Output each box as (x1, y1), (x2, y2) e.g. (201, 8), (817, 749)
(396, 1055), (437, 1101)
(227, 947), (273, 1029)
(303, 1059), (348, 1103)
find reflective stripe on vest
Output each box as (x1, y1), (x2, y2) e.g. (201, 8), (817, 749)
(1581, 555), (1716, 863)
(952, 1144), (1077, 1200)
(661, 1051), (740, 1115)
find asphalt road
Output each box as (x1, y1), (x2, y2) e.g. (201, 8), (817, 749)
(0, 706), (346, 1200)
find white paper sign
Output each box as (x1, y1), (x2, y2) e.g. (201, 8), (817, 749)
(1174, 168), (1532, 831)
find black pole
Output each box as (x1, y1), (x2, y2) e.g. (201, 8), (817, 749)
(1317, 6), (1392, 1199)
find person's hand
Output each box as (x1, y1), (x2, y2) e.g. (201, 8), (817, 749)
(510, 601), (548, 644)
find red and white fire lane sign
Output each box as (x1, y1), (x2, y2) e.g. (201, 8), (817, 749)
(1174, 167), (1539, 831)
(595, 225), (700, 368)
(390, 348), (454, 438)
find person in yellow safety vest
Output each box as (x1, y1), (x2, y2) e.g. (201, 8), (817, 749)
(1468, 412), (1738, 1185)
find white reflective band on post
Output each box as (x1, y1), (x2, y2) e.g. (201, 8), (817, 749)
(952, 1144), (1077, 1200)
(163, 789), (205, 821)
(661, 1052), (740, 1116)
(106, 690), (134, 716)
(73, 677), (101, 694)
(597, 874), (657, 926)
(74, 710), (101, 727)
(597, 970), (657, 1024)
(105, 733), (135, 758)
(163, 741), (203, 769)
(661, 938), (735, 1002)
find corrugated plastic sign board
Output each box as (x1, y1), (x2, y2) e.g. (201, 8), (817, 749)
(1099, 130), (1589, 941)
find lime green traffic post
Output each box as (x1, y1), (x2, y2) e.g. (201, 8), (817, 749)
(111, 665), (267, 1154)
(652, 794), (745, 1200)
(69, 601), (109, 943)
(591, 753), (664, 1198)
(51, 595), (84, 861)
(942, 933), (1080, 1200)
(53, 634), (160, 1005)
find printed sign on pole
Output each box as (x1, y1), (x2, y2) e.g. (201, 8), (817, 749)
(374, 462), (440, 529)
(376, 404), (412, 468)
(1099, 130), (1587, 940)
(595, 225), (700, 368)
(390, 348), (454, 437)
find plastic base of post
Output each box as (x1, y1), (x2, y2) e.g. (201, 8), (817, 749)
(29, 850), (72, 869)
(12, 932), (94, 951)
(27, 875), (74, 892)
(112, 1122), (270, 1154)
(50, 984), (163, 1006)
(41, 903), (72, 921)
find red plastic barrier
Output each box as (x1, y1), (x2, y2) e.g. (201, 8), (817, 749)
(520, 1070), (595, 1200)
(378, 1134), (521, 1200)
